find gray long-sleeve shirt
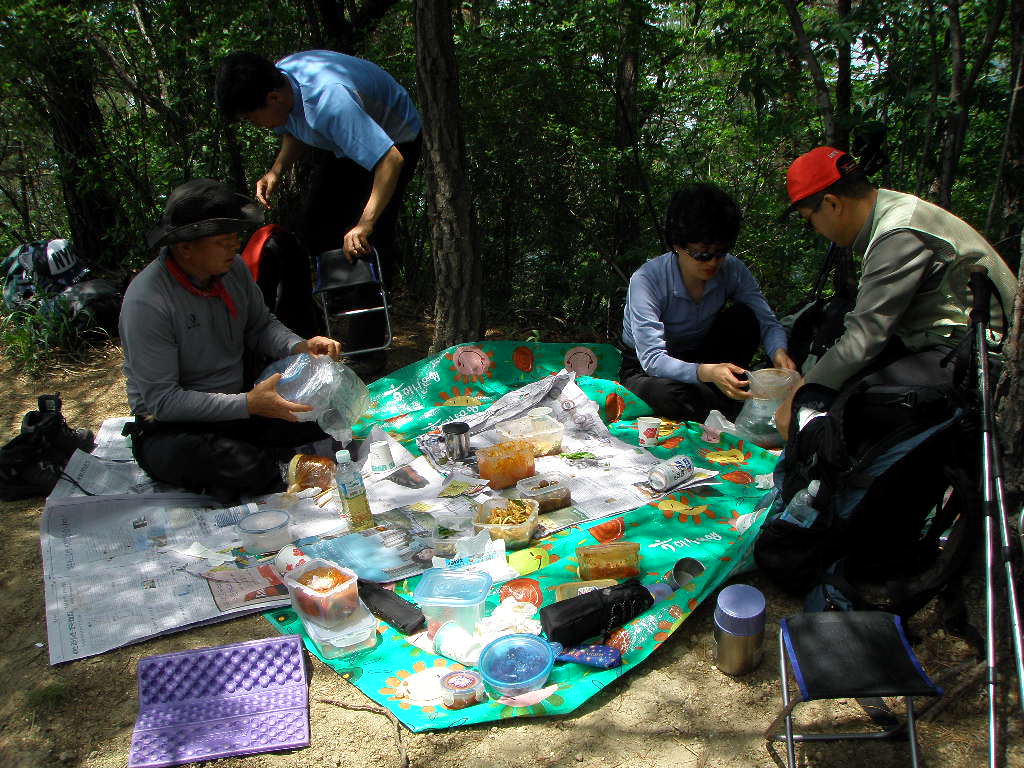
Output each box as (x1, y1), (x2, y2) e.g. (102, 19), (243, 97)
(120, 250), (303, 421)
(804, 215), (939, 390)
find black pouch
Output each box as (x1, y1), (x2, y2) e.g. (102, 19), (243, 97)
(357, 579), (426, 635)
(539, 579), (653, 648)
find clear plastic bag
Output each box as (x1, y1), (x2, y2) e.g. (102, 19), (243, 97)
(257, 353), (370, 441)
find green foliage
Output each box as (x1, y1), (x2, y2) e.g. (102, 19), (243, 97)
(0, 0), (1017, 346)
(0, 293), (109, 374)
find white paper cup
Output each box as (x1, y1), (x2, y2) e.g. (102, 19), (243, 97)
(637, 416), (661, 447)
(274, 545), (310, 576)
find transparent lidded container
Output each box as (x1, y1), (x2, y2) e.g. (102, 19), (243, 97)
(576, 541), (641, 580)
(302, 603), (377, 659)
(440, 670), (486, 709)
(517, 471), (573, 513)
(476, 439), (536, 489)
(473, 497), (540, 550)
(478, 633), (562, 698)
(495, 409), (564, 456)
(430, 513), (478, 558)
(413, 568), (493, 635)
(283, 558), (360, 629)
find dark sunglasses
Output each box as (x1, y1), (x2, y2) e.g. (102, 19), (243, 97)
(682, 249), (728, 263)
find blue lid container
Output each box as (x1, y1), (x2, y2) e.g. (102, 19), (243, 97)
(413, 569), (493, 606)
(713, 584), (766, 637)
(478, 634), (560, 698)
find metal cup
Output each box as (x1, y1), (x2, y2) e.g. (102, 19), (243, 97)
(442, 422), (471, 460)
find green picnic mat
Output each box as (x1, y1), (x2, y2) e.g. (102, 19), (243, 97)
(267, 341), (777, 731)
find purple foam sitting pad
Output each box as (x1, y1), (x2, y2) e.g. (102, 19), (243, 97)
(129, 635), (309, 768)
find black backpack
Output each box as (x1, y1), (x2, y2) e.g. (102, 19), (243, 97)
(753, 377), (981, 620)
(2, 239), (121, 339)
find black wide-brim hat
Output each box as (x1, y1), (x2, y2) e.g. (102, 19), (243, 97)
(146, 178), (264, 249)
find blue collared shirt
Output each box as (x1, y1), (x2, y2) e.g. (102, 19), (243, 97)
(274, 50), (422, 171)
(622, 251), (788, 384)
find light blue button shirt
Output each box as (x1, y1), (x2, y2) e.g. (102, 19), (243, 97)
(274, 50), (421, 171)
(622, 251), (788, 384)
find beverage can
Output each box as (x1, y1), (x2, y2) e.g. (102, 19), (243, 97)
(648, 455), (695, 492)
(368, 440), (396, 472)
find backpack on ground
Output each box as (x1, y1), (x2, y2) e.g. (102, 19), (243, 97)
(1, 239), (121, 338)
(753, 377), (981, 621)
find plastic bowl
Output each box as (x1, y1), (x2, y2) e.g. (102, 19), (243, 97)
(478, 634), (561, 698)
(238, 509), (293, 554)
(473, 498), (540, 550)
(747, 368), (800, 400)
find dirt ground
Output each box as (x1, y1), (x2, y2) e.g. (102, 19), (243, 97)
(0, 300), (1021, 768)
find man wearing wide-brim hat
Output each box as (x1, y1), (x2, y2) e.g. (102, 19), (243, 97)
(119, 178), (343, 502)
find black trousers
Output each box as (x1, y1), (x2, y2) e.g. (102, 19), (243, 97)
(619, 303), (760, 423)
(128, 416), (328, 504)
(299, 135), (422, 353)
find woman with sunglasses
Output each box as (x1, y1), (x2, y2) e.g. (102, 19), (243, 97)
(619, 183), (796, 423)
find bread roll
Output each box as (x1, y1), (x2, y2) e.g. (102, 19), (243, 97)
(287, 454), (337, 493)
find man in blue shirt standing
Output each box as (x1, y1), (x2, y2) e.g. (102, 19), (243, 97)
(620, 183), (796, 423)
(216, 50), (422, 374)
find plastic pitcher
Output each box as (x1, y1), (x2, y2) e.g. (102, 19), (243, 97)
(733, 368), (800, 449)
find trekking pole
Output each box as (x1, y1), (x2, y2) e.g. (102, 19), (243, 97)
(969, 266), (1024, 757)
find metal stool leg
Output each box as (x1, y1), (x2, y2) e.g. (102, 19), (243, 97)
(780, 631), (797, 768)
(906, 697), (919, 768)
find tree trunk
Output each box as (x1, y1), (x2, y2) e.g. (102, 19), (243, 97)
(611, 0), (643, 266)
(415, 0), (482, 352)
(780, 0), (835, 145)
(936, 0), (1008, 209)
(43, 38), (121, 270)
(995, 250), (1024, 503)
(834, 0), (851, 152)
(986, 0), (1023, 253)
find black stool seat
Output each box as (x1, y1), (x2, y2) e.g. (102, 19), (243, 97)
(770, 610), (942, 768)
(782, 611), (942, 700)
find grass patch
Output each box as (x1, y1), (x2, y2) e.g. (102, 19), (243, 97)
(0, 296), (113, 376)
(25, 681), (71, 711)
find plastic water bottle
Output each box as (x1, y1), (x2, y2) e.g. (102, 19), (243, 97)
(779, 479), (820, 528)
(335, 450), (374, 531)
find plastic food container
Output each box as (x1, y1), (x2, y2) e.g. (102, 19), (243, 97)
(478, 634), (562, 698)
(473, 498), (540, 550)
(517, 472), (573, 513)
(238, 509), (293, 554)
(413, 568), (493, 635)
(440, 670), (486, 709)
(302, 602), (378, 660)
(576, 541), (641, 580)
(476, 440), (536, 489)
(283, 558), (360, 629)
(552, 579), (618, 602)
(430, 513), (478, 558)
(495, 412), (564, 456)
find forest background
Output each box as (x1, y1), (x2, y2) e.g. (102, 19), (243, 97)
(1, 0), (1022, 407)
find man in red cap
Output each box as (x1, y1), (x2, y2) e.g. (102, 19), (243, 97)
(776, 146), (1016, 438)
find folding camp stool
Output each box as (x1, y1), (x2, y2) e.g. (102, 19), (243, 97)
(313, 247), (392, 356)
(769, 611), (942, 768)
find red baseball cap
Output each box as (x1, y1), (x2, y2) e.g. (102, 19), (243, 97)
(781, 146), (861, 216)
